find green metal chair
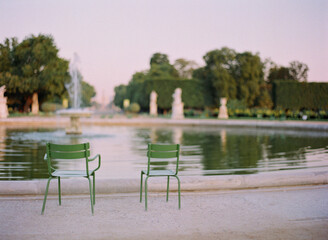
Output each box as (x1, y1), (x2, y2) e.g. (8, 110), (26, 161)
(140, 143), (181, 210)
(41, 142), (101, 215)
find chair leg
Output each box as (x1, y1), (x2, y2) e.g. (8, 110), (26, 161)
(140, 171), (144, 203)
(58, 177), (61, 206)
(93, 173), (96, 205)
(166, 176), (170, 202)
(41, 177), (52, 215)
(176, 176), (181, 209)
(145, 176), (149, 211)
(87, 177), (94, 215)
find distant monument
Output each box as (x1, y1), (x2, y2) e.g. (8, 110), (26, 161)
(171, 88), (184, 119)
(149, 91), (158, 116)
(218, 98), (229, 119)
(31, 92), (39, 115)
(0, 86), (9, 119)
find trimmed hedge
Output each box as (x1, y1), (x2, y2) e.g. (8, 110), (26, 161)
(273, 81), (328, 110)
(41, 102), (63, 112)
(130, 78), (205, 110)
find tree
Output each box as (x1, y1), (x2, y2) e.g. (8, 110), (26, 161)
(267, 61), (309, 84)
(193, 47), (266, 108)
(148, 52), (179, 79)
(254, 83), (273, 108)
(0, 34), (70, 112)
(174, 58), (198, 79)
(150, 53), (170, 65)
(126, 71), (148, 109)
(198, 47), (237, 106)
(233, 52), (264, 106)
(113, 84), (127, 108)
(0, 38), (18, 73)
(268, 66), (293, 83)
(289, 61), (308, 82)
(81, 80), (96, 107)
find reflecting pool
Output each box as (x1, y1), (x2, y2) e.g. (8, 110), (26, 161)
(0, 125), (328, 180)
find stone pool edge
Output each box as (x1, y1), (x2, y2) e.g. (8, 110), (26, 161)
(0, 117), (328, 131)
(1, 170), (327, 196)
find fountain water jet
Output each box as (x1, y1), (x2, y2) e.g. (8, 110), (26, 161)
(57, 53), (92, 135)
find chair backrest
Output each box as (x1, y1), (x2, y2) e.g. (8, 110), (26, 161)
(46, 143), (91, 175)
(147, 143), (180, 175)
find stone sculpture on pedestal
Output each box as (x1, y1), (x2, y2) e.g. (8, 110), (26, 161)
(149, 91), (158, 116)
(218, 98), (229, 119)
(171, 88), (184, 119)
(31, 92), (39, 115)
(0, 86), (9, 119)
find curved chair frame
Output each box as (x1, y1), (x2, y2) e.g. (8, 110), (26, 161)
(41, 142), (101, 215)
(140, 143), (181, 210)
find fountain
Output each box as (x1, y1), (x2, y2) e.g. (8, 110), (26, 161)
(57, 53), (92, 135)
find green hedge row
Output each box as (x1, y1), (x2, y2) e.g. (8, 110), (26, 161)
(129, 78), (205, 110)
(273, 81), (328, 110)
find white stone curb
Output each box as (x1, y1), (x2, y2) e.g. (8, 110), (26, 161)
(1, 170), (327, 195)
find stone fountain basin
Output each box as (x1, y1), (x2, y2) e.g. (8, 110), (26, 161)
(57, 109), (92, 135)
(57, 109), (92, 117)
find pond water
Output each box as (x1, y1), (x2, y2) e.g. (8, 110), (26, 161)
(0, 125), (328, 180)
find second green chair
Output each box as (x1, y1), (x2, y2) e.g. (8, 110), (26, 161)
(140, 143), (181, 210)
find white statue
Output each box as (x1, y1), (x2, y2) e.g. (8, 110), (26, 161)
(218, 98), (229, 119)
(0, 86), (5, 97)
(0, 86), (9, 119)
(149, 91), (158, 116)
(173, 88), (182, 104)
(31, 92), (39, 115)
(171, 88), (184, 119)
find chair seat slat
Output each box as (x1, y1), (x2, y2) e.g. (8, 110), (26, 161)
(52, 170), (94, 177)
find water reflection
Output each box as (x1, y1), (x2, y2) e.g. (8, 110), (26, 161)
(0, 126), (327, 180)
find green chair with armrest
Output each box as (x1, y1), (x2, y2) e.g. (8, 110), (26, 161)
(41, 142), (101, 215)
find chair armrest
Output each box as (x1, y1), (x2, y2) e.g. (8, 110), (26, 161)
(88, 154), (101, 171)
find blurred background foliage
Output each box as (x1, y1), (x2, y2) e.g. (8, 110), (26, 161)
(0, 34), (95, 113)
(114, 47), (328, 119)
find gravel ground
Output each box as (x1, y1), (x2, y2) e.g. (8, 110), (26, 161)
(1, 185), (327, 240)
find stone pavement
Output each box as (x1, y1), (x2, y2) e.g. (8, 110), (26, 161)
(1, 185), (327, 240)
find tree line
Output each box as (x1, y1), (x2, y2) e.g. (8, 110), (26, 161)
(114, 47), (309, 112)
(0, 34), (96, 113)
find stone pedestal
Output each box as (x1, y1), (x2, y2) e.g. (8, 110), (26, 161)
(149, 91), (158, 116)
(171, 88), (184, 119)
(57, 109), (92, 135)
(66, 116), (82, 135)
(218, 98), (229, 119)
(0, 86), (8, 119)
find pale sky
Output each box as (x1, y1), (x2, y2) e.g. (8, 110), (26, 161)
(0, 0), (327, 103)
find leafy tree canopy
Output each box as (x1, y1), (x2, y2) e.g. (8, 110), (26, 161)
(289, 61), (308, 82)
(0, 34), (70, 111)
(0, 34), (96, 112)
(148, 52), (179, 79)
(81, 80), (96, 107)
(174, 58), (198, 79)
(267, 61), (308, 83)
(150, 53), (170, 66)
